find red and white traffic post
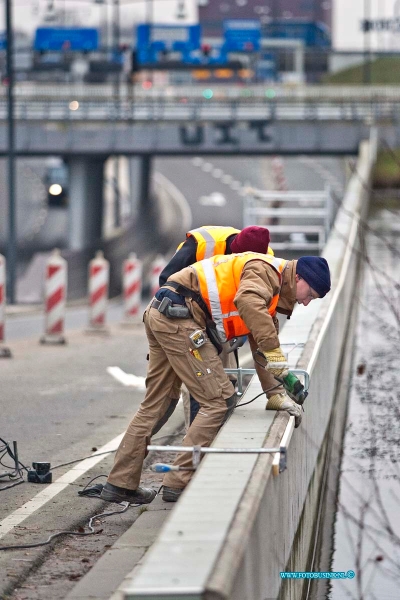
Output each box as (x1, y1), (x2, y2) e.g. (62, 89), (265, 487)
(0, 254), (11, 357)
(40, 249), (68, 344)
(122, 253), (142, 323)
(150, 255), (167, 298)
(88, 250), (109, 332)
(272, 156), (288, 192)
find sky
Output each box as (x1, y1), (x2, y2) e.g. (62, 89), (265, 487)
(3, 0), (400, 51)
(2, 0), (198, 42)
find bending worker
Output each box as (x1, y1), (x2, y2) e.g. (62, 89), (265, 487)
(101, 252), (331, 505)
(159, 225), (272, 426)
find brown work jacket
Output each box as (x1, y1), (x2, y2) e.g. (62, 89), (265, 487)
(167, 258), (297, 353)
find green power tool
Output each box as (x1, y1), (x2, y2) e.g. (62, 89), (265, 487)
(254, 349), (308, 405)
(277, 371), (308, 406)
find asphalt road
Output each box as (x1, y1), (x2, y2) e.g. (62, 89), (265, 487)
(154, 154), (346, 232)
(0, 323), (178, 600)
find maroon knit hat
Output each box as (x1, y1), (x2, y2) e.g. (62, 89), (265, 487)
(230, 226), (271, 254)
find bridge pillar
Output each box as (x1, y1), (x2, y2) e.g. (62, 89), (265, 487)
(67, 157), (105, 250)
(128, 155), (152, 219)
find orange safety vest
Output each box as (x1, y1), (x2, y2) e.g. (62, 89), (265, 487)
(191, 252), (287, 342)
(177, 226), (240, 260)
(177, 225), (274, 261)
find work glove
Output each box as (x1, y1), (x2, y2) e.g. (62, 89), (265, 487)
(227, 336), (247, 353)
(263, 347), (307, 406)
(263, 347), (287, 376)
(265, 393), (303, 428)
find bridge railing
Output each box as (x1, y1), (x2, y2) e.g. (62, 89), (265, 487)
(3, 82), (400, 101)
(0, 96), (398, 122)
(243, 186), (335, 251)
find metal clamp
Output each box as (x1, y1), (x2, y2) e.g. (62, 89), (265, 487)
(224, 367), (310, 396)
(147, 445), (288, 473)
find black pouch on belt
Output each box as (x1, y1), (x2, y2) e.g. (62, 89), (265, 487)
(158, 296), (190, 319)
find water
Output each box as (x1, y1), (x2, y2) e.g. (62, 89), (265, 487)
(328, 201), (400, 600)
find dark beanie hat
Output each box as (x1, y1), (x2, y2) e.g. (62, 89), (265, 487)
(297, 257), (331, 298)
(230, 226), (270, 254)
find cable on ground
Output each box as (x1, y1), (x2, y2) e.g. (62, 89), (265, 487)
(0, 502), (132, 551)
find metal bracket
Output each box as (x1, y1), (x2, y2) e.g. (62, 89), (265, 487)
(224, 367), (310, 396)
(279, 446), (287, 473)
(147, 446), (289, 475)
(224, 368), (257, 394)
(192, 445), (202, 468)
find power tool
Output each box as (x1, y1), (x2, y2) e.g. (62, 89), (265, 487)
(276, 370), (308, 406)
(254, 349), (308, 405)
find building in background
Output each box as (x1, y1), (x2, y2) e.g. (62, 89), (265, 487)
(333, 0), (400, 51)
(199, 0), (332, 38)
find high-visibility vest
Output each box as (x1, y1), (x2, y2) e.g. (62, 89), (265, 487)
(192, 252), (288, 342)
(177, 225), (274, 261)
(177, 226), (240, 260)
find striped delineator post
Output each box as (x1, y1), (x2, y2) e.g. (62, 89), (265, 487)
(272, 156), (288, 192)
(150, 255), (167, 298)
(40, 249), (68, 345)
(0, 254), (11, 358)
(122, 253), (143, 323)
(88, 250), (109, 333)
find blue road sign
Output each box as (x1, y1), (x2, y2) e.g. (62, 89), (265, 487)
(136, 24), (201, 64)
(0, 32), (6, 50)
(223, 19), (261, 52)
(34, 28), (99, 51)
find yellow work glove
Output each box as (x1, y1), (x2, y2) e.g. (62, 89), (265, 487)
(263, 347), (288, 377)
(265, 393), (302, 428)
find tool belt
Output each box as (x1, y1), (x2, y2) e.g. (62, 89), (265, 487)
(150, 296), (190, 319)
(162, 282), (223, 354)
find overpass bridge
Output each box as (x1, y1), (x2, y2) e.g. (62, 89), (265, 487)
(1, 83), (400, 156)
(0, 83), (391, 256)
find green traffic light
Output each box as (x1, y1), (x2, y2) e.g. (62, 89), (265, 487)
(202, 89), (213, 100)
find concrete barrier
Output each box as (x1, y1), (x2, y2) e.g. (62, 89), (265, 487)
(122, 134), (377, 600)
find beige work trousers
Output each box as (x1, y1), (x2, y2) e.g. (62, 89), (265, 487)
(182, 341), (237, 429)
(107, 306), (235, 491)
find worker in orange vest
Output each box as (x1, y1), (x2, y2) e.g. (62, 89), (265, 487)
(101, 253), (331, 505)
(159, 225), (273, 426)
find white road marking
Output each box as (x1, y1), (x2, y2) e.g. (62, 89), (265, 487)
(0, 433), (123, 540)
(199, 192), (227, 207)
(221, 174), (233, 184)
(107, 366), (146, 390)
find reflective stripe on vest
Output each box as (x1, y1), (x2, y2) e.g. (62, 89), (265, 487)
(192, 252), (287, 342)
(176, 226), (240, 261)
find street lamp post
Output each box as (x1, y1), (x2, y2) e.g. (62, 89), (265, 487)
(5, 0), (16, 304)
(113, 0), (120, 227)
(363, 0), (372, 84)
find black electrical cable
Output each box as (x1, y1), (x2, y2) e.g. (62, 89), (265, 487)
(0, 479), (24, 491)
(0, 438), (28, 491)
(235, 382), (282, 408)
(0, 502), (132, 551)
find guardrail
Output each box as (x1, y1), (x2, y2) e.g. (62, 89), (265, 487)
(120, 131), (377, 600)
(4, 83), (400, 100)
(244, 186), (335, 251)
(0, 97), (398, 122)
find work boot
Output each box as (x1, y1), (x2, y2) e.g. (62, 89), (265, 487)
(162, 486), (184, 503)
(100, 482), (156, 504)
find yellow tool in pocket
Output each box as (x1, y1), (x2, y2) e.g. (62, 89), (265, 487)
(191, 349), (203, 361)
